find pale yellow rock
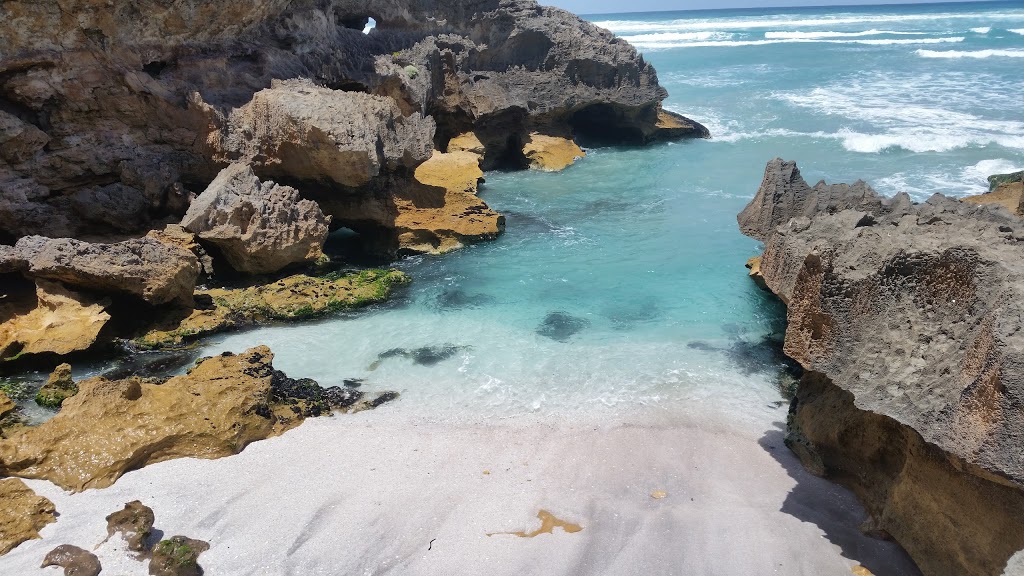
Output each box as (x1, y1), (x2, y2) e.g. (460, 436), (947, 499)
(650, 490), (668, 499)
(745, 255), (768, 291)
(521, 133), (585, 172)
(0, 346), (306, 491)
(0, 391), (14, 418)
(0, 477), (56, 556)
(851, 566), (874, 576)
(395, 151), (504, 255)
(0, 280), (110, 359)
(963, 182), (1024, 216)
(448, 131), (486, 159)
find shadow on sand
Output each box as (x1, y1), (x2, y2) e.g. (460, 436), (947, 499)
(758, 426), (922, 576)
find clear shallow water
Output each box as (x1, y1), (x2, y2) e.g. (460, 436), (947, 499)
(202, 1), (1023, 423)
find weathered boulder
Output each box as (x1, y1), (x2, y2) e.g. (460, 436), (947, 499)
(204, 80), (435, 188)
(10, 237), (199, 306)
(146, 224), (215, 277)
(35, 363), (78, 409)
(738, 159), (1024, 576)
(988, 171), (1024, 192)
(106, 500), (155, 554)
(964, 181), (1024, 217)
(149, 536), (208, 576)
(181, 163), (331, 274)
(521, 133), (585, 172)
(0, 280), (110, 360)
(41, 545), (102, 576)
(0, 391), (14, 418)
(0, 347), (305, 491)
(0, 477), (56, 556)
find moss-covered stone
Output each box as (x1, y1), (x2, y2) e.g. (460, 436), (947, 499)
(135, 270), (409, 349)
(150, 536), (208, 576)
(34, 363), (77, 409)
(988, 171), (1024, 192)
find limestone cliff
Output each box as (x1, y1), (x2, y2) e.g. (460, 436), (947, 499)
(738, 159), (1024, 576)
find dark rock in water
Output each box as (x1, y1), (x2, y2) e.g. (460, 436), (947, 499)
(102, 349), (203, 381)
(686, 341), (718, 352)
(149, 536), (209, 576)
(536, 312), (590, 342)
(723, 335), (802, 378)
(105, 500), (155, 554)
(343, 378), (364, 388)
(603, 298), (659, 330)
(41, 544), (101, 576)
(369, 345), (468, 370)
(322, 386), (364, 409)
(369, 391), (400, 408)
(434, 289), (494, 310)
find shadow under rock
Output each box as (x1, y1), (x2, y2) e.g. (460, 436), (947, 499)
(759, 427), (922, 576)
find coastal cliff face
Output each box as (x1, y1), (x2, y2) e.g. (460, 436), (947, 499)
(739, 159), (1024, 576)
(0, 0), (704, 244)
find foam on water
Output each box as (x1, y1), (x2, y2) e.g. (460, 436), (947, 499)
(917, 48), (1024, 58)
(630, 36), (966, 50)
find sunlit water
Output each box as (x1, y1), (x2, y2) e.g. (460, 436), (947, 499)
(10, 1), (1024, 430)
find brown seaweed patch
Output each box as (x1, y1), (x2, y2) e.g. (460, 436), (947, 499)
(487, 510), (583, 538)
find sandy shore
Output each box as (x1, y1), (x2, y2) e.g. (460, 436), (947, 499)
(4, 406), (918, 575)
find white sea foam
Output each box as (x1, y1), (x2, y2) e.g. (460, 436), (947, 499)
(1010, 29), (1024, 35)
(764, 29), (926, 39)
(876, 159), (1024, 200)
(917, 48), (1024, 58)
(594, 11), (1024, 34)
(630, 36), (965, 50)
(970, 26), (992, 33)
(618, 31), (732, 42)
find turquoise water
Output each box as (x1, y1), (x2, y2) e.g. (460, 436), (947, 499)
(203, 1), (1024, 423)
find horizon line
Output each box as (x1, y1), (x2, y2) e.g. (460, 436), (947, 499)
(576, 0), (1014, 16)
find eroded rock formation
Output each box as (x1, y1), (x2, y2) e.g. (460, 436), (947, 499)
(41, 545), (102, 576)
(0, 477), (57, 555)
(738, 158), (1024, 576)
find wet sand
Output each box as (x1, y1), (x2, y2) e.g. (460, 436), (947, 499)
(7, 407), (919, 575)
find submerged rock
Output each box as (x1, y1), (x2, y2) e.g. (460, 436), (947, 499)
(0, 477), (56, 555)
(149, 536), (209, 576)
(738, 158), (1024, 576)
(0, 347), (321, 491)
(181, 163), (331, 275)
(35, 363), (78, 409)
(536, 312), (590, 342)
(106, 500), (156, 554)
(41, 545), (102, 576)
(368, 345), (469, 370)
(136, 270), (409, 349)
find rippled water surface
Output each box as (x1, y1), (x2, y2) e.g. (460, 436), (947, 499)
(199, 1), (1024, 424)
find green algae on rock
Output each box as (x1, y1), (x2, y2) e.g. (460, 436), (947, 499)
(135, 269), (409, 349)
(34, 363), (77, 409)
(149, 536), (209, 576)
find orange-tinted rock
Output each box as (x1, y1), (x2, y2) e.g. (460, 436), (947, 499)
(0, 477), (56, 555)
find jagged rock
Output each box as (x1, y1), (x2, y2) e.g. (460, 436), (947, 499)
(135, 269), (409, 349)
(0, 477), (56, 555)
(649, 109), (712, 142)
(35, 363), (78, 409)
(41, 544), (102, 576)
(149, 536), (209, 576)
(988, 171), (1024, 192)
(964, 181), (1024, 217)
(738, 159), (1024, 576)
(521, 133), (585, 172)
(447, 131), (487, 158)
(0, 391), (14, 418)
(10, 236), (199, 306)
(147, 224), (215, 277)
(106, 501), (155, 553)
(394, 151), (503, 254)
(181, 163), (331, 274)
(0, 280), (111, 360)
(0, 0), (706, 239)
(0, 347), (317, 491)
(205, 80), (435, 188)
(744, 256), (768, 291)
(71, 183), (151, 233)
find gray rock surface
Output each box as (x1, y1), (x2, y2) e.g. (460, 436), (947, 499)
(182, 164), (331, 274)
(739, 158), (1024, 576)
(10, 236), (199, 306)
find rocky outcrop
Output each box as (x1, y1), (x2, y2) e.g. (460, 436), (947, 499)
(0, 346), (342, 491)
(181, 163), (331, 274)
(6, 237), (199, 306)
(41, 545), (102, 576)
(35, 363), (78, 408)
(135, 269), (408, 348)
(0, 0), (705, 249)
(0, 280), (110, 361)
(988, 171), (1024, 192)
(964, 180), (1024, 217)
(0, 477), (57, 555)
(738, 159), (1024, 576)
(521, 133), (586, 172)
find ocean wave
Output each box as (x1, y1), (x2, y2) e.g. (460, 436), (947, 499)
(876, 159), (1024, 200)
(1011, 29), (1024, 35)
(764, 29), (928, 39)
(917, 49), (1024, 58)
(619, 31), (732, 42)
(632, 36), (965, 50)
(593, 11), (1024, 34)
(970, 27), (992, 34)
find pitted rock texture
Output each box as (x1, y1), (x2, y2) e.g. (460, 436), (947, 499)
(0, 0), (705, 241)
(7, 236), (200, 306)
(0, 280), (110, 360)
(182, 163), (331, 274)
(739, 158), (1024, 576)
(0, 477), (57, 556)
(41, 544), (102, 576)
(0, 346), (311, 491)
